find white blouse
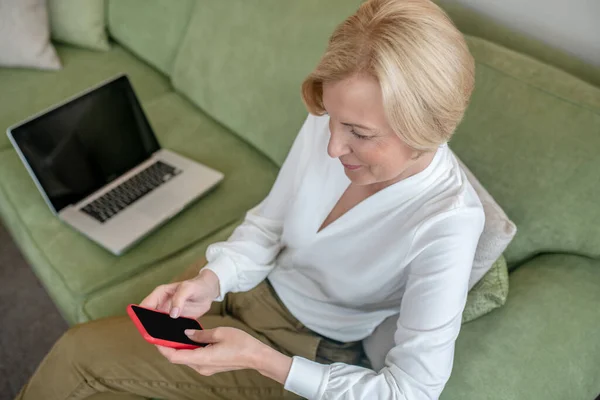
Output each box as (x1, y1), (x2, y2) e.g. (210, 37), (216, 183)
(203, 113), (485, 399)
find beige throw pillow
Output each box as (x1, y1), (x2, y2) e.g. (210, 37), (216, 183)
(0, 0), (61, 70)
(450, 148), (517, 289)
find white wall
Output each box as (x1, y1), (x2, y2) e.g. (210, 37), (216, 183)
(440, 0), (600, 67)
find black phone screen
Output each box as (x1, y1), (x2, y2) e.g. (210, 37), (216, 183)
(131, 305), (204, 346)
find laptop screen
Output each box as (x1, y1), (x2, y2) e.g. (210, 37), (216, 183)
(9, 75), (160, 213)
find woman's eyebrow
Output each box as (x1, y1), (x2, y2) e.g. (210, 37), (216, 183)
(341, 121), (377, 132)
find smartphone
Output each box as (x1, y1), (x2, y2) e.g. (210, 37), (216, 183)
(127, 304), (206, 349)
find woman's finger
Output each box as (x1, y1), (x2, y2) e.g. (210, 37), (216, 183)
(184, 328), (221, 344)
(140, 283), (178, 310)
(155, 345), (175, 359)
(139, 289), (163, 309)
(169, 281), (198, 318)
(156, 345), (200, 365)
(157, 298), (172, 314)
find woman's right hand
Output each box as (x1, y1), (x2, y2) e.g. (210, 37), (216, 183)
(140, 269), (221, 320)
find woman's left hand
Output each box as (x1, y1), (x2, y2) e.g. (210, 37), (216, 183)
(155, 327), (289, 380)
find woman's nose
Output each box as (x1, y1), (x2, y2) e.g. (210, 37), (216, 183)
(327, 124), (350, 159)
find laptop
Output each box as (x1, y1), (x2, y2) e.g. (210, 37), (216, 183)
(7, 74), (224, 255)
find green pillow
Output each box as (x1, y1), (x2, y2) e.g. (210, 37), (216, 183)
(48, 0), (110, 51)
(462, 254), (509, 323)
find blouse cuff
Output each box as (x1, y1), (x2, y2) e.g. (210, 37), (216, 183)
(202, 255), (238, 302)
(284, 356), (330, 400)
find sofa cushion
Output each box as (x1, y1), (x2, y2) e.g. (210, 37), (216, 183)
(449, 36), (600, 270)
(107, 0), (194, 76)
(0, 44), (171, 150)
(49, 0), (110, 51)
(442, 254), (600, 400)
(0, 92), (277, 324)
(172, 0), (364, 166)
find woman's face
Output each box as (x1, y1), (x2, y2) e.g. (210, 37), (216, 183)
(322, 74), (436, 191)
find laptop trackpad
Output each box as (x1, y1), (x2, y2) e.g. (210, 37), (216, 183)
(136, 189), (185, 219)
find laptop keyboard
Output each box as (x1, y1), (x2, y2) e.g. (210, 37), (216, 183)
(81, 160), (181, 224)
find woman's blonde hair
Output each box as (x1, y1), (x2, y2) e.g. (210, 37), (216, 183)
(302, 0), (475, 153)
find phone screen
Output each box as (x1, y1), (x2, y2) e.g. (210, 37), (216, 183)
(131, 305), (204, 346)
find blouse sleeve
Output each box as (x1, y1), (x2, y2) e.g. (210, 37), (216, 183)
(202, 114), (316, 301)
(284, 206), (485, 399)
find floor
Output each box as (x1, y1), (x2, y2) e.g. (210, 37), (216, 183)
(0, 221), (68, 400)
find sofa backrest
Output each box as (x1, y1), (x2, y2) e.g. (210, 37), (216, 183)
(433, 1), (600, 89)
(107, 0), (195, 77)
(103, 0), (600, 271)
(450, 36), (600, 269)
(170, 0), (364, 166)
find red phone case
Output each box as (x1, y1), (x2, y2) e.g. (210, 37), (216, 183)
(127, 304), (204, 349)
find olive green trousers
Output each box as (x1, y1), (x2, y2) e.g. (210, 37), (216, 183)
(15, 274), (370, 400)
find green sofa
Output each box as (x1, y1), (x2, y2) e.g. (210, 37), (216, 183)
(2, 1), (599, 399)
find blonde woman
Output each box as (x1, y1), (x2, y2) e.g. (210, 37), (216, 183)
(16, 0), (483, 399)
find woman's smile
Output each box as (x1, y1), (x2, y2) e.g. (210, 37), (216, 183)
(341, 161), (362, 170)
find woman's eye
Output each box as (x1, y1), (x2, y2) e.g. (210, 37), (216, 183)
(351, 129), (369, 140)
